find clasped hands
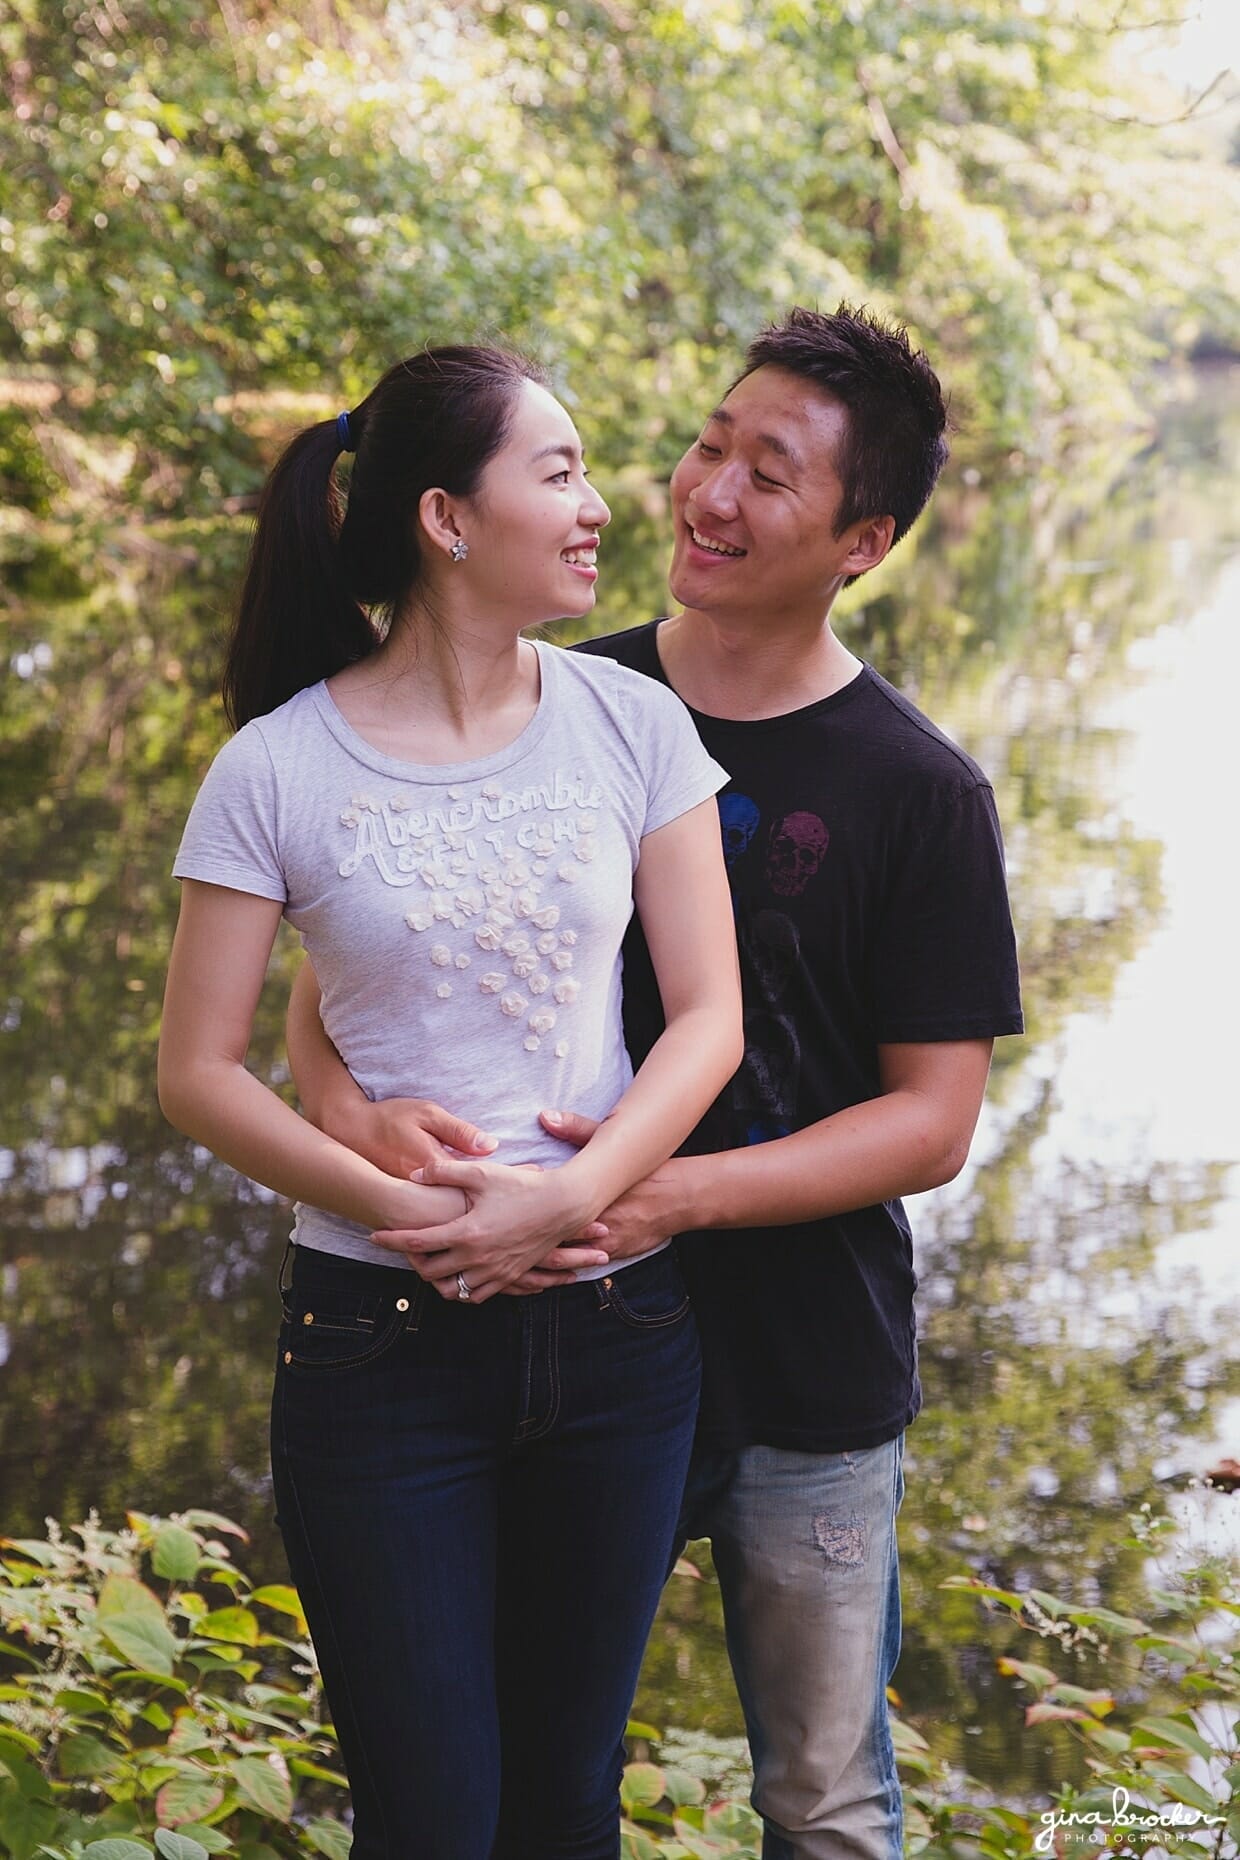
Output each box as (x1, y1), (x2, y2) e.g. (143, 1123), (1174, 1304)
(363, 1102), (674, 1304)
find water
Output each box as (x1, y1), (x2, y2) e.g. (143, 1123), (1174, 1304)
(2, 370), (1238, 1798)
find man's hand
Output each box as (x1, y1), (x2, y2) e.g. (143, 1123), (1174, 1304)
(335, 1096), (498, 1181)
(539, 1109), (686, 1258)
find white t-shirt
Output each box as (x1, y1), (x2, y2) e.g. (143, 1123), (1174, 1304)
(173, 639), (729, 1268)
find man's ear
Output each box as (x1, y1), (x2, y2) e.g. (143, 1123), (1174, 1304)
(842, 513), (896, 579)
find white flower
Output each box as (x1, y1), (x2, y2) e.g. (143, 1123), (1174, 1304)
(500, 992), (527, 1018)
(554, 1040), (569, 1059)
(512, 890), (540, 919)
(528, 974), (550, 996)
(573, 840), (597, 863)
(536, 933), (558, 955)
(531, 906), (560, 929)
(339, 807), (360, 827)
(405, 911), (432, 931)
(553, 978), (580, 1005)
(577, 813), (597, 832)
(559, 929), (578, 946)
(511, 953), (539, 979)
(475, 926), (503, 952)
(524, 1035), (541, 1051)
(454, 953), (472, 970)
(435, 982), (453, 999)
(431, 896), (454, 920)
(482, 783), (501, 800)
(479, 972), (505, 993)
(528, 1010), (556, 1035)
(558, 864), (579, 885)
(502, 933), (531, 957)
(550, 951), (574, 971)
(429, 944), (452, 967)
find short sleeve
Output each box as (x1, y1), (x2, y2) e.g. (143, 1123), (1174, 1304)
(621, 675), (730, 836)
(870, 781), (1023, 1042)
(172, 722), (287, 902)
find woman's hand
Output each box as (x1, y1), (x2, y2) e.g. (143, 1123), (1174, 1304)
(369, 1157), (610, 1303)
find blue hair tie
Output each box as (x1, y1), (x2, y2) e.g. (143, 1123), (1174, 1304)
(336, 410), (355, 452)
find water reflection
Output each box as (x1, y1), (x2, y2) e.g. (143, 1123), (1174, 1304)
(2, 375), (1238, 1792)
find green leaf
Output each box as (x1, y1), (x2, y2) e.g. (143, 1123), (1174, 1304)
(663, 1767), (707, 1807)
(177, 1512), (247, 1541)
(1134, 1715), (1216, 1761)
(0, 1740), (53, 1798)
(0, 1787), (59, 1860)
(197, 1608), (259, 1646)
(303, 1819), (352, 1860)
(624, 1720), (662, 1742)
(620, 1762), (666, 1812)
(248, 1587), (305, 1624)
(996, 1656), (1060, 1690)
(154, 1832), (210, 1860)
(1155, 1771), (1225, 1817)
(52, 1687), (112, 1716)
(230, 1755), (293, 1822)
(155, 1772), (225, 1826)
(173, 1829), (232, 1856)
(57, 1732), (121, 1778)
(111, 1672), (189, 1696)
(286, 1760), (348, 1788)
(152, 1528), (202, 1584)
(81, 1843), (157, 1859)
(97, 1576), (179, 1677)
(141, 1703), (174, 1731)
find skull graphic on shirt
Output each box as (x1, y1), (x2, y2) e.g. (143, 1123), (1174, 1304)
(766, 810), (830, 897)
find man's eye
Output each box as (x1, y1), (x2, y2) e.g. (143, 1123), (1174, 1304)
(755, 470), (784, 488)
(698, 442), (721, 458)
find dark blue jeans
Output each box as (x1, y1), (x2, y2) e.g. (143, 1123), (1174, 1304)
(270, 1244), (700, 1859)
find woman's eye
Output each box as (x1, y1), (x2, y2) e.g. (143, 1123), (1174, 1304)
(550, 470), (571, 484)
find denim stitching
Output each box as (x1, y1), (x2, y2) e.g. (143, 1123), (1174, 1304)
(283, 1304), (407, 1375)
(519, 1292), (562, 1443)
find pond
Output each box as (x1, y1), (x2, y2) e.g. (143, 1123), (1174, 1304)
(2, 368), (1238, 1801)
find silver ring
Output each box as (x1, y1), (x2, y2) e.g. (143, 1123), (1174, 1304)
(455, 1271), (472, 1303)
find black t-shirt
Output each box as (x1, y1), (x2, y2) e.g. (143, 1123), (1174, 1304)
(574, 620), (1023, 1453)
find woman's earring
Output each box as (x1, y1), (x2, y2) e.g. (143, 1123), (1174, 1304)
(450, 539), (470, 563)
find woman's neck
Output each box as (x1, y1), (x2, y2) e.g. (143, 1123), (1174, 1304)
(327, 611), (541, 764)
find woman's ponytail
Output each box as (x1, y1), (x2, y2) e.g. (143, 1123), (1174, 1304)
(222, 417), (377, 729)
(221, 345), (547, 729)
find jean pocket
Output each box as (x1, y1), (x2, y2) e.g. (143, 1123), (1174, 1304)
(600, 1257), (692, 1329)
(278, 1280), (424, 1375)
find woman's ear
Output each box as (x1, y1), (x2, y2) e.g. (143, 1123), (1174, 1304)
(417, 487), (468, 564)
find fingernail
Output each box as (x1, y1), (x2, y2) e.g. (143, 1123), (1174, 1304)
(475, 1132), (498, 1151)
(409, 1167), (425, 1183)
(544, 1109), (563, 1126)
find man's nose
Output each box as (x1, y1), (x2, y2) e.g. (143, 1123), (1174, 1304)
(694, 462), (742, 520)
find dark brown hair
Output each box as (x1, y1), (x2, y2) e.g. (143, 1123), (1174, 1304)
(738, 305), (949, 581)
(223, 346), (546, 727)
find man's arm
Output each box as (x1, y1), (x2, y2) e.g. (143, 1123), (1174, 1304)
(286, 958), (498, 1176)
(543, 1037), (994, 1251)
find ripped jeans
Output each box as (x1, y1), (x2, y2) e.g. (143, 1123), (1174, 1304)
(680, 1438), (905, 1860)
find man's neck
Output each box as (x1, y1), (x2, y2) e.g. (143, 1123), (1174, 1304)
(656, 608), (864, 721)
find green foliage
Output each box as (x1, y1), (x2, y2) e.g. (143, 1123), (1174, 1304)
(0, 1509), (346, 1859)
(1, 0), (1238, 515)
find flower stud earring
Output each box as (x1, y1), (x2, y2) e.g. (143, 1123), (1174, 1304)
(450, 539), (470, 563)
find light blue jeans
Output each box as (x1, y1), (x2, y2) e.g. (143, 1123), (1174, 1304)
(680, 1436), (905, 1860)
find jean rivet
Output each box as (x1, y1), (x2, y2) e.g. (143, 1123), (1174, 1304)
(396, 1297), (410, 1313)
(303, 1312), (314, 1325)
(603, 1277), (613, 1289)
(283, 1351), (292, 1365)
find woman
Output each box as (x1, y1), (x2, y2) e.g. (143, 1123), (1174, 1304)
(157, 346), (742, 1858)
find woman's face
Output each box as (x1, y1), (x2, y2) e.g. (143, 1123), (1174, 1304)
(455, 380), (611, 627)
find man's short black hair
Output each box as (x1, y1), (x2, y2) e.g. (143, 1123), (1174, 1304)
(738, 304), (950, 576)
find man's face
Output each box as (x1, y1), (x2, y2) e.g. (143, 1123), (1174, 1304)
(667, 365), (879, 622)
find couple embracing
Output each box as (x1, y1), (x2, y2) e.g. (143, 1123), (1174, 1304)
(159, 305), (1022, 1858)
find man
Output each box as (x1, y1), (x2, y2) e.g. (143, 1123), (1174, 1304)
(289, 305), (1023, 1857)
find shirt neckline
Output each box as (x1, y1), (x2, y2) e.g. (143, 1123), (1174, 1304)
(640, 619), (876, 731)
(306, 638), (559, 781)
